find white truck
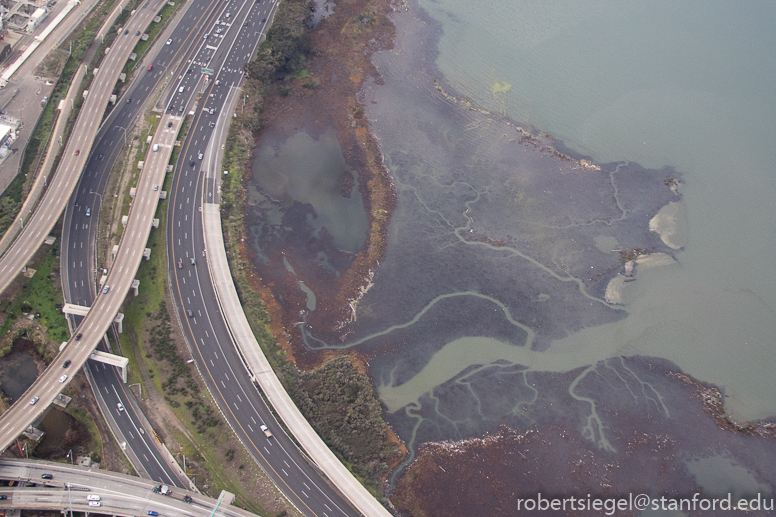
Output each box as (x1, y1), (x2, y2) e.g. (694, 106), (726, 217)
(260, 425), (272, 438)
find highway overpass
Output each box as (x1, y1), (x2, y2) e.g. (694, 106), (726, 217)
(0, 458), (253, 517)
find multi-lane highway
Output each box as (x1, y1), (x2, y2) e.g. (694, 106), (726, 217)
(164, 2), (364, 516)
(0, 104), (180, 452)
(0, 458), (254, 517)
(1, 0), (390, 515)
(62, 1), (365, 516)
(61, 0), (240, 487)
(0, 0), (170, 295)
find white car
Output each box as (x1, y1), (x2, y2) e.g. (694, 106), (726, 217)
(58, 374), (68, 383)
(87, 495), (101, 501)
(117, 402), (125, 412)
(30, 397), (39, 405)
(89, 501), (101, 507)
(166, 38), (172, 45)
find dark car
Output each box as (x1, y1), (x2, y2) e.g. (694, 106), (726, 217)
(0, 495), (7, 500)
(189, 160), (195, 166)
(124, 29), (129, 35)
(187, 310), (193, 318)
(135, 30), (140, 36)
(98, 153), (104, 160)
(41, 474), (53, 480)
(75, 333), (82, 340)
(63, 359), (72, 368)
(127, 98), (132, 104)
(261, 18), (266, 22)
(148, 512), (158, 516)
(167, 121), (173, 128)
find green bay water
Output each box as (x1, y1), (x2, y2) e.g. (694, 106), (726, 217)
(411, 0), (776, 421)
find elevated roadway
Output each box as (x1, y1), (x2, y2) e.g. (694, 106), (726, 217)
(166, 2), (390, 516)
(0, 109), (181, 451)
(0, 458), (252, 517)
(61, 0), (237, 487)
(0, 0), (171, 296)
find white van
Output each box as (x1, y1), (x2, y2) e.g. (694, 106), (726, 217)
(152, 144), (159, 152)
(87, 495), (101, 501)
(178, 86), (185, 93)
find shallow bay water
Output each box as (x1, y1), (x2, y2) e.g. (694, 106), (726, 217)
(246, 0), (776, 498)
(415, 0), (776, 422)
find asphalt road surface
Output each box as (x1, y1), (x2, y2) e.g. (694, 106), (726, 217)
(0, 458), (255, 517)
(0, 0), (170, 296)
(61, 0), (237, 488)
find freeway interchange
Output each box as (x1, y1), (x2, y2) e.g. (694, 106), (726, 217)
(0, 0), (391, 515)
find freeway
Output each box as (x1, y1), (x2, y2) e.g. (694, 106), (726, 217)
(0, 458), (254, 517)
(0, 0), (170, 296)
(165, 3), (364, 516)
(61, 1), (366, 516)
(0, 102), (181, 455)
(61, 0), (237, 487)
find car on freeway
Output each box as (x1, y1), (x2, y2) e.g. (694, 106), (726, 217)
(177, 260), (183, 269)
(0, 495), (6, 500)
(209, 121), (215, 128)
(127, 98), (132, 104)
(183, 495), (193, 503)
(74, 149), (80, 156)
(63, 360), (71, 368)
(214, 79), (220, 86)
(85, 207), (91, 216)
(153, 184), (159, 191)
(198, 152), (203, 159)
(148, 512), (158, 516)
(139, 427), (145, 434)
(89, 501), (101, 507)
(187, 310), (193, 318)
(166, 38), (172, 45)
(261, 18), (266, 22)
(41, 474), (53, 480)
(87, 495), (101, 501)
(135, 30), (140, 36)
(58, 374), (68, 383)
(148, 65), (153, 71)
(124, 29), (129, 35)
(102, 285), (110, 294)
(74, 201), (79, 208)
(75, 333), (82, 340)
(98, 153), (104, 160)
(167, 121), (173, 128)
(30, 397), (39, 405)
(189, 160), (195, 167)
(190, 258), (195, 265)
(117, 402), (125, 412)
(260, 424), (272, 438)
